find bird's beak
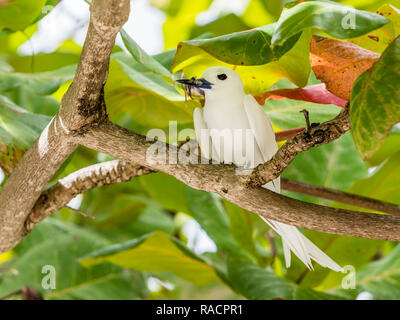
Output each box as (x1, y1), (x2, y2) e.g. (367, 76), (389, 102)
(175, 77), (213, 99)
(176, 78), (213, 89)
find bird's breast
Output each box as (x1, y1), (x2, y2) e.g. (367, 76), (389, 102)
(202, 101), (262, 167)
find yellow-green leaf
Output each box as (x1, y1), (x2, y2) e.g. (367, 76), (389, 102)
(171, 28), (311, 94)
(79, 231), (220, 286)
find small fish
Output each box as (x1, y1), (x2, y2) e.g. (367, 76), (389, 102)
(176, 77), (213, 104)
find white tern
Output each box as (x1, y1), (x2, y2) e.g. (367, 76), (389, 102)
(178, 66), (343, 272)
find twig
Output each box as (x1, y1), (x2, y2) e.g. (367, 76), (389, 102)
(0, 289), (22, 300)
(281, 178), (400, 216)
(65, 205), (96, 219)
(248, 103), (350, 187)
(300, 109), (311, 132)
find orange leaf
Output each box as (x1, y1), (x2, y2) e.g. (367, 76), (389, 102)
(310, 35), (380, 100)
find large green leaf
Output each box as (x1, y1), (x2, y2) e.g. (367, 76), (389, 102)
(0, 65), (75, 95)
(271, 1), (390, 46)
(227, 255), (340, 300)
(349, 4), (400, 53)
(332, 244), (400, 299)
(0, 0), (47, 31)
(140, 172), (189, 213)
(185, 187), (243, 254)
(190, 13), (251, 39)
(222, 201), (260, 261)
(0, 95), (51, 148)
(105, 58), (195, 131)
(120, 29), (171, 77)
(175, 24), (301, 66)
(79, 231), (220, 286)
(350, 35), (400, 160)
(171, 28), (312, 94)
(366, 127), (400, 166)
(346, 151), (400, 207)
(0, 219), (147, 300)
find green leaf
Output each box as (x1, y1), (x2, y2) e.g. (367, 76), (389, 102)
(366, 127), (400, 167)
(333, 244), (400, 299)
(349, 4), (400, 53)
(0, 219), (147, 300)
(171, 28), (312, 94)
(4, 85), (59, 116)
(271, 1), (390, 46)
(79, 231), (220, 286)
(227, 255), (340, 300)
(263, 98), (341, 130)
(118, 60), (180, 101)
(350, 35), (400, 160)
(175, 24), (300, 66)
(190, 13), (251, 39)
(185, 187), (242, 254)
(0, 0), (47, 31)
(120, 29), (171, 77)
(161, 0), (213, 49)
(105, 59), (194, 131)
(0, 65), (76, 95)
(0, 95), (51, 148)
(140, 172), (189, 213)
(282, 132), (368, 204)
(223, 201), (259, 260)
(346, 151), (400, 207)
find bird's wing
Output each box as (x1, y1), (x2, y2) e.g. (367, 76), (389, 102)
(243, 94), (278, 161)
(193, 107), (220, 162)
(243, 94), (280, 191)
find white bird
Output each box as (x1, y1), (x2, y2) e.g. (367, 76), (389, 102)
(177, 66), (342, 272)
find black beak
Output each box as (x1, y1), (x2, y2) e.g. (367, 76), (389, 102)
(175, 77), (213, 89)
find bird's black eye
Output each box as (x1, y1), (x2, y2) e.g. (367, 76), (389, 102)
(217, 73), (227, 80)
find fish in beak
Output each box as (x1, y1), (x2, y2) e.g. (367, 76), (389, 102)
(176, 77), (213, 101)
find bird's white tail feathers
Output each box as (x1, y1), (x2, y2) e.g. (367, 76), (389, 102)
(262, 218), (343, 272)
(262, 181), (343, 272)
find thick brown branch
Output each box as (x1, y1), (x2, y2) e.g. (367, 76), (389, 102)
(248, 104), (350, 187)
(28, 159), (400, 230)
(281, 178), (400, 216)
(26, 160), (152, 231)
(0, 0), (129, 254)
(74, 120), (400, 242)
(59, 0), (130, 131)
(0, 119), (76, 254)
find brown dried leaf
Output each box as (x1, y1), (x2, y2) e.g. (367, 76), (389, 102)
(310, 35), (380, 100)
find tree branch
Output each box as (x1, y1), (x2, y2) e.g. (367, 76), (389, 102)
(72, 120), (400, 242)
(59, 0), (130, 131)
(26, 160), (153, 231)
(27, 160), (400, 233)
(281, 178), (400, 216)
(0, 0), (130, 254)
